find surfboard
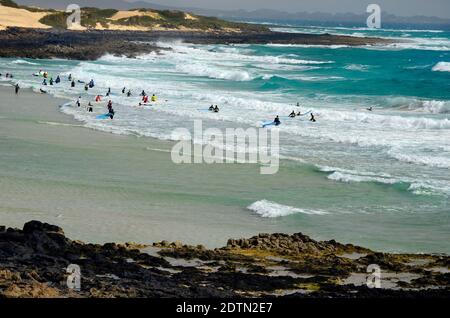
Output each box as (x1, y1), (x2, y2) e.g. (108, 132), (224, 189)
(262, 121), (280, 128)
(298, 110), (312, 116)
(96, 114), (111, 119)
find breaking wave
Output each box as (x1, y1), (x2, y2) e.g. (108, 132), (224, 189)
(247, 200), (329, 218)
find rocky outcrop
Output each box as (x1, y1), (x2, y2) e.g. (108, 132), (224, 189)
(0, 221), (449, 298)
(0, 27), (394, 60)
(226, 233), (370, 256)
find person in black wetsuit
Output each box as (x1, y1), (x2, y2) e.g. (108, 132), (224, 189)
(122, 87), (126, 94)
(213, 105), (219, 113)
(55, 75), (60, 84)
(15, 84), (20, 95)
(310, 113), (316, 122)
(106, 87), (111, 97)
(108, 108), (115, 119)
(208, 105), (214, 111)
(127, 90), (132, 97)
(107, 100), (113, 113)
(289, 110), (296, 118)
(274, 115), (281, 126)
(84, 84), (89, 91)
(141, 90), (146, 96)
(71, 80), (75, 88)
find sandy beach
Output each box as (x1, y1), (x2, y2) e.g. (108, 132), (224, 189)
(0, 84), (313, 247)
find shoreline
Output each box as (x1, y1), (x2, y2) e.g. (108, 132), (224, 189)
(0, 27), (396, 60)
(0, 82), (449, 255)
(0, 220), (448, 298)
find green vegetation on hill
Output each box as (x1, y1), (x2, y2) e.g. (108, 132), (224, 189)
(0, 0), (18, 8)
(0, 0), (53, 12)
(40, 8), (118, 29)
(114, 9), (266, 31)
(36, 6), (267, 32)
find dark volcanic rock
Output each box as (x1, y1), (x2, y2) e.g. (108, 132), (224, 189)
(0, 220), (448, 298)
(0, 27), (395, 60)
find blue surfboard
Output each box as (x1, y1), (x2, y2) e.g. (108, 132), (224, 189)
(96, 114), (111, 119)
(262, 121), (281, 128)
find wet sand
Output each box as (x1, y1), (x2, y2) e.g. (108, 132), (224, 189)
(0, 84), (290, 246)
(1, 84), (448, 253)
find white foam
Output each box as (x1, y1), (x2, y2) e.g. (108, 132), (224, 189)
(387, 150), (450, 169)
(386, 97), (450, 114)
(432, 62), (450, 72)
(327, 171), (400, 185)
(156, 41), (333, 65)
(344, 64), (370, 71)
(175, 63), (254, 81)
(11, 59), (38, 65)
(320, 165), (450, 196)
(247, 200), (329, 218)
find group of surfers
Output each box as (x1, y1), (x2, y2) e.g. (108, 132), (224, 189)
(26, 70), (325, 126)
(38, 72), (161, 120)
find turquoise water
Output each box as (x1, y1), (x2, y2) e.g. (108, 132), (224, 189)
(0, 23), (449, 252)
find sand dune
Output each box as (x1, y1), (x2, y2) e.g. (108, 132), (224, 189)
(0, 5), (51, 30)
(110, 10), (163, 21)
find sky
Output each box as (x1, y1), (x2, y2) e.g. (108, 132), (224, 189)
(128, 0), (450, 19)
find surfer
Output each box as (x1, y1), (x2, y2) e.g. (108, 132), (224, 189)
(108, 108), (115, 119)
(310, 113), (316, 122)
(71, 80), (75, 88)
(49, 78), (54, 85)
(143, 95), (149, 104)
(106, 87), (111, 97)
(107, 100), (113, 111)
(151, 94), (157, 102)
(274, 115), (281, 126)
(367, 107), (373, 111)
(209, 105), (214, 111)
(88, 79), (95, 88)
(213, 105), (219, 113)
(55, 75), (60, 84)
(68, 74), (72, 81)
(122, 87), (126, 94)
(87, 102), (93, 112)
(141, 90), (146, 96)
(84, 84), (89, 91)
(42, 79), (47, 86)
(127, 90), (132, 97)
(40, 88), (47, 94)
(296, 102), (300, 107)
(289, 110), (296, 118)
(95, 95), (101, 102)
(15, 83), (20, 95)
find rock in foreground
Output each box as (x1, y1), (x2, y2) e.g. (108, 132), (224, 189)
(0, 221), (448, 298)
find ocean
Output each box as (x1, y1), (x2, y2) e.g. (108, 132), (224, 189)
(1, 23), (449, 253)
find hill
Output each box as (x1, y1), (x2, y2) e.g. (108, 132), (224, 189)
(0, 0), (267, 32)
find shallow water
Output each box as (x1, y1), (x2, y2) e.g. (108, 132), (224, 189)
(0, 23), (449, 253)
